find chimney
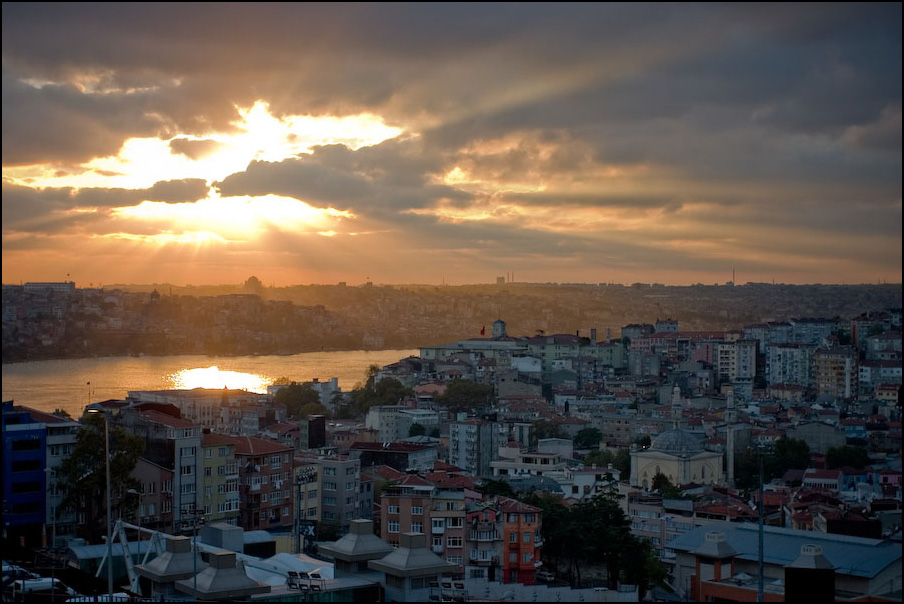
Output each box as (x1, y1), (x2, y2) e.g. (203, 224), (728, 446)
(785, 544), (835, 602)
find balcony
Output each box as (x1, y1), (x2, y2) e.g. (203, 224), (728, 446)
(432, 525), (445, 535)
(469, 531), (500, 542)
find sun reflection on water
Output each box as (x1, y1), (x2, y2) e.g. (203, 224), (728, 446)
(167, 366), (272, 393)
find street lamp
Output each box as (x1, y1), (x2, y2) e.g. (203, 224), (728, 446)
(88, 408), (113, 601)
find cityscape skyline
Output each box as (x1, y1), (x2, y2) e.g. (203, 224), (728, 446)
(2, 3), (902, 288)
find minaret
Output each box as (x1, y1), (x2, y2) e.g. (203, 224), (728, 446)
(671, 385), (683, 429)
(725, 387), (736, 488)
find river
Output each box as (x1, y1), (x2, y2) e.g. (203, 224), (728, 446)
(1, 350), (417, 418)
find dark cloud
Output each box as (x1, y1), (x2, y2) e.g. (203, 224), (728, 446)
(1, 179), (209, 233)
(2, 3), (901, 284)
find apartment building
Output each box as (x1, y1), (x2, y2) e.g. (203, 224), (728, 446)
(200, 433), (240, 525)
(490, 445), (569, 479)
(319, 454), (365, 537)
(228, 435), (295, 532)
(11, 405), (81, 547)
(497, 496), (543, 584)
(814, 346), (859, 401)
(119, 408), (202, 534)
(1, 401), (47, 548)
(767, 343), (816, 388)
(449, 418), (507, 478)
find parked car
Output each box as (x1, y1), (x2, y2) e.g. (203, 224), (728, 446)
(536, 570), (555, 582)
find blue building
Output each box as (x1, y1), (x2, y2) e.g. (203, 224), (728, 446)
(2, 400), (47, 547)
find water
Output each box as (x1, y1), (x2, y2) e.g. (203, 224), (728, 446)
(2, 350), (417, 418)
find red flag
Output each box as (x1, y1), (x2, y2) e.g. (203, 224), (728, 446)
(480, 325), (485, 335)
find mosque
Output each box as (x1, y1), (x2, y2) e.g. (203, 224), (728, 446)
(629, 386), (728, 490)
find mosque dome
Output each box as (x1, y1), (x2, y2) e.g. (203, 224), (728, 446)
(650, 429), (704, 456)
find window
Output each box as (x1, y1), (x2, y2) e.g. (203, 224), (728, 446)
(346, 466), (357, 475)
(388, 520), (400, 533)
(181, 465), (193, 476)
(509, 552), (517, 563)
(523, 552), (532, 563)
(283, 506), (290, 516)
(323, 496), (336, 506)
(307, 507), (317, 518)
(412, 522), (423, 533)
(204, 449), (212, 458)
(508, 513), (518, 522)
(433, 537), (443, 548)
(218, 465), (226, 476)
(219, 446), (227, 457)
(388, 505), (399, 514)
(346, 481), (356, 490)
(446, 536), (462, 547)
(324, 467), (336, 476)
(523, 532), (531, 543)
(411, 505), (423, 515)
(510, 533), (517, 542)
(324, 481), (337, 491)
(524, 513), (536, 522)
(446, 556), (462, 565)
(447, 517), (462, 528)
(204, 467), (211, 477)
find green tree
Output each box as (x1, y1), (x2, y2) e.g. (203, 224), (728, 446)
(477, 478), (517, 498)
(57, 413), (145, 543)
(573, 427), (603, 449)
(435, 379), (495, 414)
(583, 449), (614, 468)
(349, 369), (413, 416)
(651, 472), (683, 499)
(768, 438), (810, 479)
(274, 382), (324, 418)
(408, 423), (427, 437)
(826, 445), (870, 470)
(532, 419), (568, 444)
(613, 447), (631, 477)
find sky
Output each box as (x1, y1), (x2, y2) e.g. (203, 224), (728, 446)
(2, 3), (901, 287)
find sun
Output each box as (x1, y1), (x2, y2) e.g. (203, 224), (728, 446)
(3, 100), (403, 190)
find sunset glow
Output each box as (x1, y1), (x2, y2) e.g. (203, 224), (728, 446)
(167, 366), (272, 393)
(2, 4), (900, 287)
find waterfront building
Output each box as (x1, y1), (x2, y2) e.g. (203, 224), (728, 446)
(1, 400), (47, 548)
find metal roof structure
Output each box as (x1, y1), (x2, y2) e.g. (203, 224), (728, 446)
(669, 521), (901, 579)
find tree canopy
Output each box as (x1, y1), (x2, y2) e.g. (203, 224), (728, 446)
(347, 365), (413, 416)
(273, 382), (327, 418)
(826, 445), (870, 470)
(57, 413), (145, 543)
(434, 379), (494, 414)
(522, 490), (667, 597)
(573, 427), (603, 449)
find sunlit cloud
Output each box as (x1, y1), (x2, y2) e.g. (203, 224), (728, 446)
(110, 191), (355, 241)
(3, 101), (403, 190)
